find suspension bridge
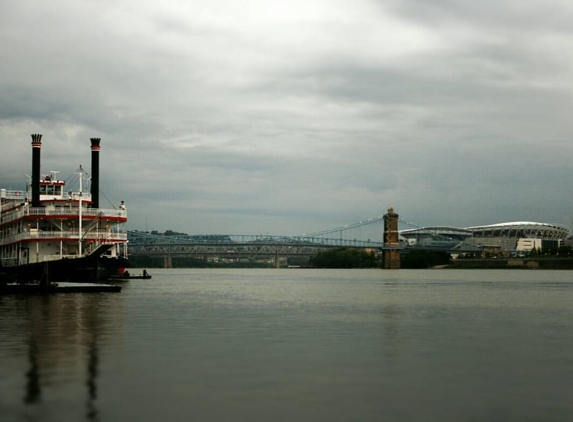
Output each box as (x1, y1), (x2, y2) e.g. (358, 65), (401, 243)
(126, 212), (477, 267)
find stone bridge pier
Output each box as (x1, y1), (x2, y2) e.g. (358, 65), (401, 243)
(383, 206), (401, 269)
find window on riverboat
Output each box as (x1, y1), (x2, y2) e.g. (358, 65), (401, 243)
(39, 185), (62, 196)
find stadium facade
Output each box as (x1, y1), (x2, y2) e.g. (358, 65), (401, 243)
(400, 221), (571, 255)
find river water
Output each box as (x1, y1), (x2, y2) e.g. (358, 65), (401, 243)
(1, 269), (573, 421)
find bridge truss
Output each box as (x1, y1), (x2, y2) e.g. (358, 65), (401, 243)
(126, 213), (481, 264)
(127, 231), (386, 263)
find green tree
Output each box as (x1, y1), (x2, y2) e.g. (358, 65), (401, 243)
(401, 251), (450, 269)
(310, 248), (380, 268)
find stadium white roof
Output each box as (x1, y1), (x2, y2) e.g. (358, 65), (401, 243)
(401, 222), (570, 240)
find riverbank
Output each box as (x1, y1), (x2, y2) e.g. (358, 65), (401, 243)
(449, 257), (573, 269)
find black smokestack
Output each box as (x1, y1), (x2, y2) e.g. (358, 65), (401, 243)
(90, 138), (101, 208)
(31, 134), (42, 207)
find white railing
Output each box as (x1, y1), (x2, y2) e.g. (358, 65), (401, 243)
(0, 254), (79, 267)
(0, 257), (19, 267)
(0, 206), (127, 225)
(42, 254), (80, 261)
(0, 230), (127, 246)
(0, 189), (28, 200)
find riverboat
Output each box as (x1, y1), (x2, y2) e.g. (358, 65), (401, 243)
(0, 135), (129, 284)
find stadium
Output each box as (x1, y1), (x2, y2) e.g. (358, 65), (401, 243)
(400, 221), (571, 255)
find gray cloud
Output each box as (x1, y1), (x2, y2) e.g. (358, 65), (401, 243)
(1, 0), (572, 236)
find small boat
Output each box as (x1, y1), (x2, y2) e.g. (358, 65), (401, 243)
(109, 271), (152, 280)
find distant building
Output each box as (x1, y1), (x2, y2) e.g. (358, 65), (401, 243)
(516, 238), (542, 252)
(400, 221), (570, 255)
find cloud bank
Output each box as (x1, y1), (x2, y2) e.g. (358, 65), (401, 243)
(1, 0), (572, 236)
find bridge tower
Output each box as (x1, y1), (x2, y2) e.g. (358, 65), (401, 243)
(383, 206), (400, 269)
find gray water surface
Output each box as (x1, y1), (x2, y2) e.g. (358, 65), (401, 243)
(1, 269), (573, 421)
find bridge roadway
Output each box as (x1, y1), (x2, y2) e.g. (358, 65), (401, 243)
(127, 232), (479, 260)
(127, 232), (386, 261)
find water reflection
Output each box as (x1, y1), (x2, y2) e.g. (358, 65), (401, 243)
(24, 339), (40, 404)
(379, 304), (403, 361)
(2, 293), (122, 421)
(86, 335), (99, 421)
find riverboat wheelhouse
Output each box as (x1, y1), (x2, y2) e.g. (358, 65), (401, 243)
(0, 135), (128, 283)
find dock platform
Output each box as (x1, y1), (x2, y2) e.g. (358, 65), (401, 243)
(1, 282), (121, 295)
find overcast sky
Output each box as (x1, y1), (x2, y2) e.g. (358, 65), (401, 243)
(1, 0), (572, 237)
